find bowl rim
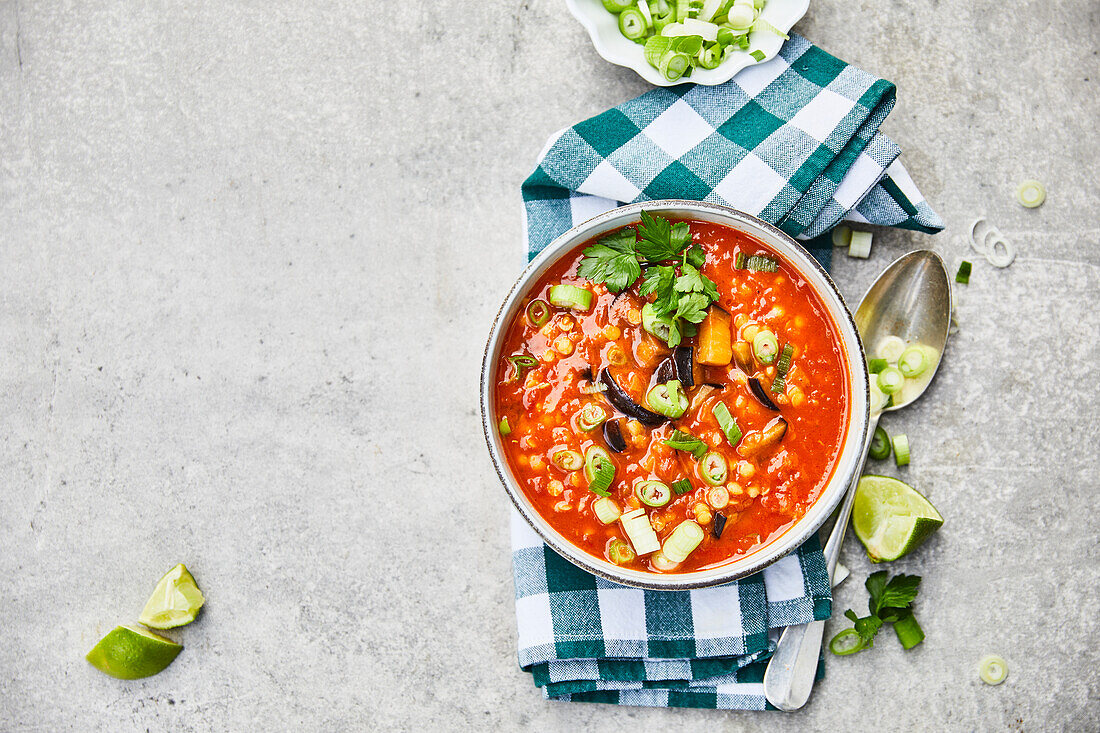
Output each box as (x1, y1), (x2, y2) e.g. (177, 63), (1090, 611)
(563, 0), (811, 87)
(481, 200), (870, 590)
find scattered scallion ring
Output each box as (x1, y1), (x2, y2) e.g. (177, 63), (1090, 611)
(607, 538), (635, 566)
(868, 358), (888, 374)
(507, 354), (538, 381)
(671, 478), (692, 496)
(877, 366), (905, 395)
(699, 452), (729, 486)
(584, 446), (615, 483)
(1016, 179), (1045, 208)
(868, 426), (891, 460)
(526, 299), (550, 328)
(498, 417), (511, 436)
(635, 479), (672, 508)
(898, 346), (929, 378)
(551, 449), (583, 472)
(978, 655), (1008, 685)
(829, 628), (864, 656)
(577, 404), (608, 431)
(618, 8), (648, 40)
(753, 330), (779, 364)
(892, 433), (911, 466)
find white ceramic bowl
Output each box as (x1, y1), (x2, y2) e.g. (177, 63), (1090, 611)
(565, 0), (809, 86)
(481, 201), (870, 590)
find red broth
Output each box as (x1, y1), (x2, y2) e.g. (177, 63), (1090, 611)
(494, 219), (850, 573)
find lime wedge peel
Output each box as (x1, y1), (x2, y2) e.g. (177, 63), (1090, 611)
(86, 625), (182, 680)
(139, 563), (205, 629)
(852, 475), (943, 562)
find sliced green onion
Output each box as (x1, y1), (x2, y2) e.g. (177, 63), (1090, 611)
(602, 0), (635, 11)
(646, 379), (689, 419)
(699, 451), (728, 486)
(671, 478), (692, 495)
(726, 4), (753, 29)
(892, 433), (910, 466)
(898, 346), (929, 378)
(893, 612), (924, 650)
(877, 367), (904, 395)
(744, 253), (778, 272)
(593, 496), (622, 524)
(698, 43), (722, 69)
(552, 449), (583, 472)
(752, 330), (779, 364)
(715, 26), (736, 45)
(579, 381), (607, 395)
(662, 520), (705, 563)
(774, 343), (794, 375)
(875, 336), (906, 363)
(587, 460), (614, 497)
(644, 35), (675, 66)
(868, 358), (888, 374)
(868, 426), (891, 460)
(956, 260), (972, 284)
(831, 225), (852, 248)
(635, 479), (672, 507)
(507, 354), (538, 381)
(619, 8), (649, 39)
(829, 629), (864, 656)
(734, 252), (747, 269)
(526, 299), (550, 327)
(641, 302), (675, 343)
(607, 538), (636, 565)
(584, 446), (615, 483)
(547, 283), (593, 312)
(659, 50), (692, 82)
(1016, 179), (1045, 208)
(753, 19), (788, 39)
(577, 403), (608, 431)
(712, 401), (742, 446)
(978, 655), (1008, 685)
(749, 49), (765, 62)
(619, 507), (660, 555)
(498, 417), (512, 436)
(663, 429), (708, 460)
(848, 230), (873, 258)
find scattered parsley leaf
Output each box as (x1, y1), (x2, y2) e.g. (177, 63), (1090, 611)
(637, 210), (692, 262)
(832, 571), (924, 656)
(639, 265), (678, 315)
(871, 573), (921, 615)
(674, 292), (710, 324)
(576, 229), (641, 293)
(674, 263), (720, 302)
(685, 244), (706, 268)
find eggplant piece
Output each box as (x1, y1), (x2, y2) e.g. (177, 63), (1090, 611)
(712, 512), (728, 539)
(603, 419), (628, 453)
(732, 341), (755, 375)
(703, 382), (725, 390)
(748, 377), (781, 411)
(672, 346), (695, 387)
(599, 368), (667, 426)
(740, 417), (789, 457)
(654, 357), (676, 385)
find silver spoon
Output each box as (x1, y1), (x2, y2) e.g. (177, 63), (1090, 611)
(763, 250), (952, 711)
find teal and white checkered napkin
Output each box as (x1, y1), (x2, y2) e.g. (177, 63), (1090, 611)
(521, 33), (943, 265)
(512, 35), (942, 709)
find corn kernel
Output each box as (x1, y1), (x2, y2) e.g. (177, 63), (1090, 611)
(547, 479), (564, 496)
(530, 455), (546, 471)
(627, 420), (644, 436)
(517, 455), (529, 467)
(557, 315), (575, 331)
(737, 460), (755, 479)
(651, 517), (665, 532)
(636, 339), (657, 364)
(794, 315), (807, 329)
(765, 366), (775, 378)
(626, 308), (642, 325)
(734, 313), (747, 328)
(542, 350), (557, 363)
(570, 473), (584, 488)
(553, 335), (575, 356)
(554, 500), (572, 512)
(608, 344), (627, 366)
(743, 323), (759, 341)
(747, 486), (760, 498)
(728, 482), (744, 495)
(708, 486), (730, 509)
(693, 503), (713, 525)
(774, 392), (790, 406)
(603, 325), (622, 340)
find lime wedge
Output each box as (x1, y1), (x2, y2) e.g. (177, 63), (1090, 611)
(852, 475), (943, 562)
(86, 625), (182, 679)
(139, 563), (205, 629)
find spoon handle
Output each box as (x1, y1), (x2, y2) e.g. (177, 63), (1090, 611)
(763, 413), (881, 711)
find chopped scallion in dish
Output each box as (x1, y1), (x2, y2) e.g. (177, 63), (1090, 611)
(955, 260), (971, 284)
(892, 433), (911, 466)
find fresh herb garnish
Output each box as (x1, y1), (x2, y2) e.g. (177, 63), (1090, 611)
(662, 429), (708, 460)
(831, 571), (924, 655)
(576, 212), (721, 348)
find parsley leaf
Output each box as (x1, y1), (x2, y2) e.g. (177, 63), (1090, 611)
(868, 571), (921, 615)
(674, 293), (710, 324)
(637, 210), (692, 262)
(832, 571), (924, 657)
(685, 244), (706, 268)
(639, 265), (678, 315)
(576, 228), (641, 293)
(674, 263), (720, 302)
(844, 609), (884, 648)
(662, 429), (708, 459)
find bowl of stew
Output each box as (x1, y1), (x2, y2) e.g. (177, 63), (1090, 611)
(482, 201), (869, 589)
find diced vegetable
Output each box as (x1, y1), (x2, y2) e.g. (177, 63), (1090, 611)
(955, 261), (972, 284)
(526, 299), (550, 327)
(875, 336), (906, 363)
(584, 446), (614, 482)
(848, 230), (873, 258)
(593, 497), (622, 524)
(748, 377), (780, 411)
(587, 460), (615, 497)
(650, 551), (680, 571)
(635, 479), (672, 507)
(618, 7), (649, 39)
(893, 613), (924, 650)
(707, 486), (729, 509)
(892, 434), (910, 466)
(711, 511), (727, 538)
(712, 402), (742, 447)
(671, 478), (693, 495)
(868, 358), (888, 374)
(552, 449), (583, 471)
(641, 302), (675, 344)
(898, 346), (929, 378)
(548, 284), (593, 312)
(1016, 179), (1045, 208)
(672, 346), (696, 387)
(608, 538), (636, 565)
(646, 379), (689, 419)
(877, 367), (904, 395)
(869, 379), (890, 414)
(978, 655), (1008, 685)
(752, 330), (779, 364)
(578, 403), (608, 431)
(603, 419), (628, 453)
(829, 629), (865, 656)
(869, 426), (891, 460)
(662, 520), (705, 563)
(740, 417), (788, 457)
(697, 306), (733, 366)
(619, 508), (660, 555)
(831, 225), (852, 248)
(731, 340), (754, 374)
(602, 0), (634, 11)
(738, 253), (778, 272)
(699, 452), (728, 486)
(498, 417), (511, 436)
(662, 429), (708, 459)
(599, 368), (667, 426)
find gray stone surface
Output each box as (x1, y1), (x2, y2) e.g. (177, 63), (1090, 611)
(1, 0), (1097, 730)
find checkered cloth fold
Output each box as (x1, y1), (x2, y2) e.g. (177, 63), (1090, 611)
(512, 35), (942, 710)
(521, 34), (943, 265)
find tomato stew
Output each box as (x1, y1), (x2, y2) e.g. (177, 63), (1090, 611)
(494, 219), (850, 574)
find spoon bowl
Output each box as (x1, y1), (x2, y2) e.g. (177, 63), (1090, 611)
(856, 250), (952, 411)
